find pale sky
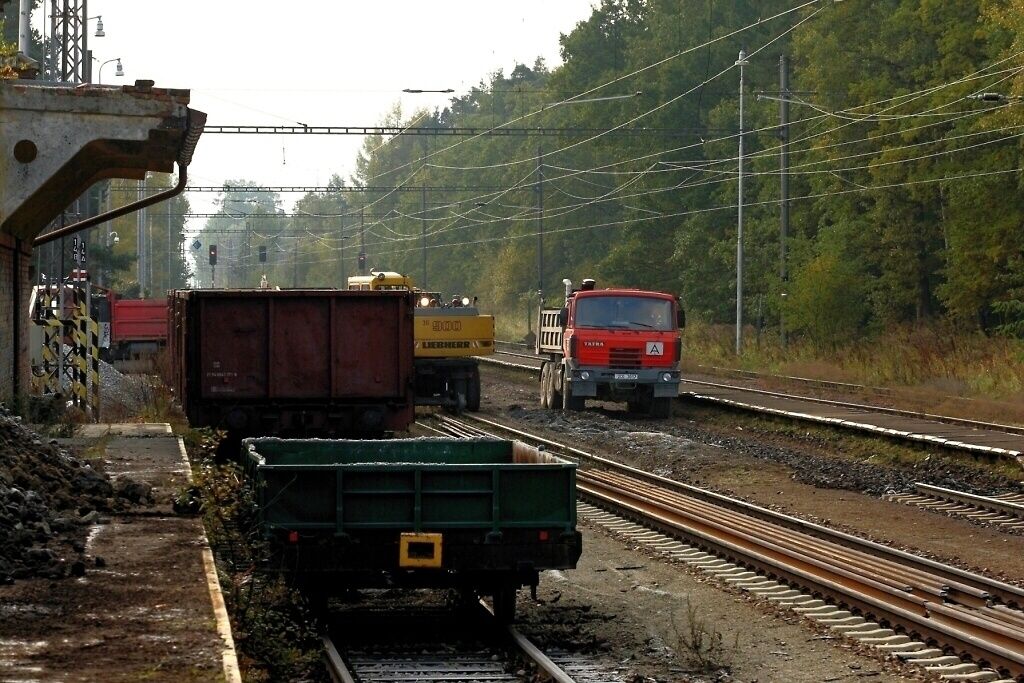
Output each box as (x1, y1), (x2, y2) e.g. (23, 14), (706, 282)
(35, 1), (598, 226)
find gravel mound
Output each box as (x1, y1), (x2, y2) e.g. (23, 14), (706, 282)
(99, 359), (152, 417)
(0, 405), (147, 583)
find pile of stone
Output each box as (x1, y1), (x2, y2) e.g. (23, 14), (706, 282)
(0, 405), (147, 583)
(98, 359), (153, 417)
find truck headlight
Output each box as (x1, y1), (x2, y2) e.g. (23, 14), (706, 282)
(581, 371), (590, 380)
(663, 373), (672, 381)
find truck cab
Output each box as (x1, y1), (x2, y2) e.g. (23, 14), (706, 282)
(537, 280), (683, 417)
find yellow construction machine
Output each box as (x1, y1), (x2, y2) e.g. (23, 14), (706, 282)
(347, 272), (494, 411)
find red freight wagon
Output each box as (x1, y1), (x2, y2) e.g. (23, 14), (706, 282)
(107, 294), (168, 360)
(167, 289), (415, 438)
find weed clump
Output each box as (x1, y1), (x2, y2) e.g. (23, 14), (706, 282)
(187, 432), (324, 682)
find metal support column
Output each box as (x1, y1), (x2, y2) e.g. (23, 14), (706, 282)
(536, 145), (544, 300)
(779, 54), (790, 351)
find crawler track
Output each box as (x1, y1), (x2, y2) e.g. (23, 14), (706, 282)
(434, 413), (1024, 681)
(886, 484), (1024, 531)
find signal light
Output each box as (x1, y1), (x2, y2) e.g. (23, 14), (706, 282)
(258, 245), (267, 263)
(288, 530), (299, 544)
(357, 251), (367, 272)
(208, 244), (218, 265)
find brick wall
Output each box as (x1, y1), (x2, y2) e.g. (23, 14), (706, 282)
(0, 233), (31, 405)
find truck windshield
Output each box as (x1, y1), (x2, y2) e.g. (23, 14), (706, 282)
(574, 296), (674, 331)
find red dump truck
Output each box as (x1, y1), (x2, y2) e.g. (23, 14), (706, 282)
(536, 278), (684, 417)
(104, 293), (168, 362)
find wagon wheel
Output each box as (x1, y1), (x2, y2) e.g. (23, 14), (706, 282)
(492, 586), (517, 623)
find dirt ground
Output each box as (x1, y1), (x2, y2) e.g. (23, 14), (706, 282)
(0, 429), (227, 682)
(516, 522), (919, 683)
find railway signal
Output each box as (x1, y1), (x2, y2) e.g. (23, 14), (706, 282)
(258, 245), (267, 263)
(208, 245), (218, 265)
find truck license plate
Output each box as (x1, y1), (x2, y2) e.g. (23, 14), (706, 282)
(614, 373), (639, 380)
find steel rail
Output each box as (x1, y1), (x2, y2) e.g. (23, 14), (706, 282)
(322, 594), (577, 683)
(576, 474), (1024, 678)
(475, 354), (1024, 461)
(449, 413), (1024, 608)
(435, 414), (1024, 676)
(323, 635), (357, 683)
(683, 377), (1024, 438)
(477, 599), (577, 683)
(492, 339), (1024, 435)
(912, 484), (1024, 519)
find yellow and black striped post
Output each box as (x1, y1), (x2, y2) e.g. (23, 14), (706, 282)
(38, 288), (63, 396)
(88, 315), (100, 419)
(72, 288), (88, 409)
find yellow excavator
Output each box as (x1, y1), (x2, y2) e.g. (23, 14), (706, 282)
(347, 271), (494, 411)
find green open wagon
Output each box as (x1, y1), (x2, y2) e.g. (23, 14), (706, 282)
(244, 437), (582, 619)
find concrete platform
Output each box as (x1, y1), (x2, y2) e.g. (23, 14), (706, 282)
(0, 424), (240, 682)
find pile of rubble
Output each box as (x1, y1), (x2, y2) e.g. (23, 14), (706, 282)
(0, 405), (149, 583)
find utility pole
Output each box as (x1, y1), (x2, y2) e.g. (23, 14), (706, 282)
(536, 145), (544, 301)
(292, 238), (298, 288)
(136, 178), (145, 295)
(735, 50), (749, 355)
(359, 207), (366, 275)
(779, 54), (790, 351)
(339, 216), (346, 285)
(421, 186), (428, 288)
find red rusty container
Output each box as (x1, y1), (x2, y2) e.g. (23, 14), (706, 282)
(167, 289), (415, 436)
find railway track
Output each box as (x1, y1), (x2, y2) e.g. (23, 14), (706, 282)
(886, 484), (1024, 531)
(322, 602), (601, 683)
(483, 346), (1024, 463)
(430, 412), (1024, 682)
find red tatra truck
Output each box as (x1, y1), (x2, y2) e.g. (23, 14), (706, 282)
(536, 278), (684, 417)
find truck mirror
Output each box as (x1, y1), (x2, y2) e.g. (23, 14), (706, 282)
(677, 308), (686, 328)
(558, 308), (568, 327)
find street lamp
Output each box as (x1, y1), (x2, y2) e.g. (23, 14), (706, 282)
(97, 57), (122, 84)
(91, 16), (105, 38)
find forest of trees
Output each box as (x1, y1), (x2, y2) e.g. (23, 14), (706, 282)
(10, 0), (1024, 350)
(193, 0), (1024, 347)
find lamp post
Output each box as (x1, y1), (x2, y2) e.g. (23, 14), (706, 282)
(735, 49), (749, 356)
(97, 57), (122, 84)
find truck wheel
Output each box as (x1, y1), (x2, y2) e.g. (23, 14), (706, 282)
(539, 363), (550, 408)
(492, 587), (517, 623)
(451, 378), (468, 414)
(562, 375), (584, 411)
(650, 396), (673, 418)
(466, 367), (481, 412)
(550, 366), (564, 408)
